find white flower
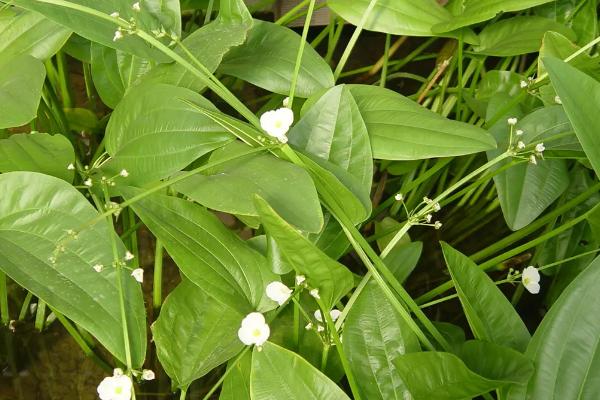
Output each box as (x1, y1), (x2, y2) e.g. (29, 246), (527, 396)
(529, 154), (537, 165)
(434, 221), (442, 230)
(554, 95), (562, 104)
(520, 80), (528, 89)
(238, 312), (270, 346)
(132, 2), (141, 11)
(535, 143), (545, 153)
(394, 193), (403, 201)
(265, 281), (292, 306)
(305, 322), (313, 330)
(295, 275), (306, 285)
(314, 309), (342, 322)
(93, 264), (103, 273)
(309, 288), (320, 299)
(317, 325), (325, 332)
(119, 169), (129, 177)
(110, 11), (120, 18)
(97, 371), (132, 400)
(141, 369), (155, 381)
(260, 108), (294, 141)
(425, 214), (432, 223)
(67, 163), (75, 170)
(433, 203), (441, 212)
(517, 141), (526, 150)
(522, 266), (540, 294)
(507, 117), (518, 126)
(84, 178), (93, 187)
(131, 268), (143, 283)
(124, 251), (135, 261)
(423, 196), (432, 204)
(113, 30), (123, 42)
(516, 129), (524, 136)
(282, 97), (290, 107)
(113, 368), (124, 377)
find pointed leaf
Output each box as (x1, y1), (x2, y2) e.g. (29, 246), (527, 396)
(0, 172), (146, 367)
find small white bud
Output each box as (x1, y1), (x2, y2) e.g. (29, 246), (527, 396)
(119, 169), (129, 177)
(423, 196), (432, 204)
(309, 288), (320, 299)
(29, 303), (37, 315)
(113, 29), (123, 42)
(295, 275), (306, 285)
(317, 325), (325, 332)
(67, 163), (75, 170)
(141, 369), (155, 381)
(394, 193), (403, 201)
(535, 143), (545, 153)
(110, 11), (120, 18)
(282, 97), (290, 107)
(554, 95), (562, 104)
(305, 322), (313, 330)
(84, 178), (93, 187)
(517, 141), (526, 150)
(433, 203), (441, 212)
(507, 117), (518, 126)
(434, 221), (442, 230)
(132, 2), (141, 11)
(93, 264), (103, 273)
(425, 214), (432, 223)
(529, 154), (537, 165)
(131, 268), (144, 283)
(520, 80), (528, 88)
(113, 368), (124, 377)
(9, 320), (16, 332)
(516, 129), (524, 136)
(124, 251), (135, 261)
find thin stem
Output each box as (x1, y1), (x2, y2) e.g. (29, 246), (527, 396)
(34, 300), (46, 331)
(179, 387), (187, 400)
(203, 0), (214, 25)
(201, 348), (251, 400)
(18, 292), (33, 321)
(333, 0), (378, 80)
(275, 0), (309, 25)
(153, 239), (164, 310)
(379, 34), (391, 88)
(288, 0), (317, 108)
(0, 271), (8, 325)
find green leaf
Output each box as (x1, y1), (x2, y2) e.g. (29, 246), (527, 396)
(433, 0), (555, 33)
(544, 57), (600, 179)
(347, 85), (497, 160)
(220, 351), (252, 400)
(517, 105), (581, 153)
(0, 172), (146, 367)
(474, 16), (575, 56)
(344, 279), (420, 400)
(13, 0), (180, 61)
(289, 85), (373, 203)
(0, 54), (45, 129)
(173, 141), (323, 233)
(507, 255), (600, 398)
(143, 1), (252, 92)
(535, 0), (598, 45)
(103, 83), (233, 184)
(254, 196), (354, 310)
(441, 242), (530, 352)
(395, 341), (534, 400)
(152, 279), (244, 389)
(91, 43), (152, 108)
(250, 342), (351, 400)
(0, 8), (71, 60)
(539, 32), (600, 82)
(219, 20), (334, 98)
(328, 0), (451, 37)
(120, 187), (276, 312)
(0, 133), (75, 182)
(383, 241), (422, 284)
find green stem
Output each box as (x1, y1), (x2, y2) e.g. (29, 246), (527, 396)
(56, 51), (73, 108)
(288, 0), (317, 108)
(456, 33), (464, 121)
(18, 292), (33, 321)
(320, 344), (330, 372)
(275, 0), (309, 25)
(0, 271), (8, 325)
(333, 0), (378, 80)
(380, 34), (391, 88)
(153, 239), (164, 310)
(203, 0), (214, 25)
(34, 300), (46, 331)
(201, 347), (251, 400)
(180, 386), (187, 400)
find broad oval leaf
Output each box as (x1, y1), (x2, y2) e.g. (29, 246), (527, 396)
(0, 172), (146, 367)
(344, 279), (420, 400)
(173, 141), (323, 233)
(104, 83), (233, 184)
(328, 0), (451, 37)
(220, 351), (252, 400)
(441, 242), (530, 352)
(0, 133), (75, 182)
(13, 0), (180, 61)
(507, 255), (600, 399)
(395, 340), (534, 400)
(254, 196), (354, 310)
(219, 20), (334, 98)
(347, 85), (497, 160)
(544, 57), (600, 179)
(289, 85), (373, 204)
(121, 187), (276, 312)
(474, 16), (575, 56)
(0, 8), (71, 60)
(152, 280), (244, 389)
(433, 0), (554, 33)
(0, 54), (45, 129)
(250, 342), (351, 400)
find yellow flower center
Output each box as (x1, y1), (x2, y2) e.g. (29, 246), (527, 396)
(115, 387), (123, 394)
(252, 328), (262, 337)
